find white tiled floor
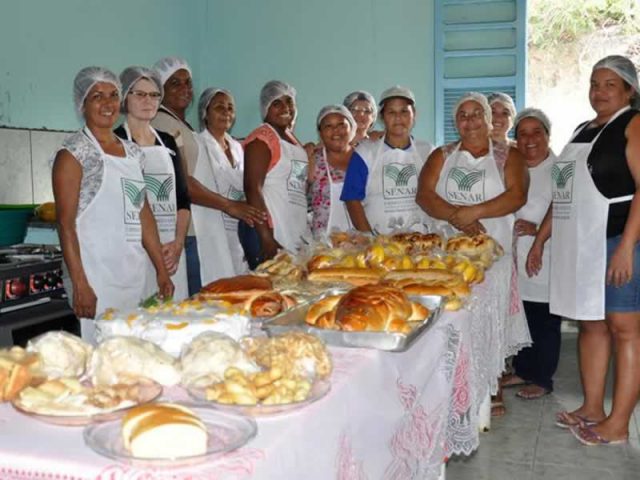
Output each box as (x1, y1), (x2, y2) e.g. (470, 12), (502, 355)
(447, 333), (640, 479)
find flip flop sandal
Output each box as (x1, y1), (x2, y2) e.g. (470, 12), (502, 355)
(500, 374), (528, 388)
(555, 411), (598, 429)
(571, 424), (628, 446)
(515, 385), (550, 400)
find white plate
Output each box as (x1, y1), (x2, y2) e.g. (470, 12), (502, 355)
(84, 404), (257, 468)
(187, 379), (331, 417)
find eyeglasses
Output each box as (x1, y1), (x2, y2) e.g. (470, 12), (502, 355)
(350, 107), (374, 115)
(129, 90), (162, 100)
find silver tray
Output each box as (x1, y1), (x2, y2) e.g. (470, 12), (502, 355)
(262, 293), (443, 352)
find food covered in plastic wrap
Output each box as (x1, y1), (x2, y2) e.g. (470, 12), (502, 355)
(0, 346), (42, 402)
(27, 331), (92, 378)
(90, 336), (181, 386)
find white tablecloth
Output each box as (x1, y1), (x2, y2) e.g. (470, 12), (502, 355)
(0, 257), (529, 480)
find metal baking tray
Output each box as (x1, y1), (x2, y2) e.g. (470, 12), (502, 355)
(261, 292), (443, 352)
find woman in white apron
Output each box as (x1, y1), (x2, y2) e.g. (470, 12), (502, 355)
(114, 66), (190, 301)
(488, 92), (517, 146)
(243, 81), (310, 264)
(343, 90), (378, 146)
(341, 86), (434, 235)
(52, 67), (173, 342)
(502, 108), (561, 400)
(417, 92), (529, 417)
(526, 56), (640, 446)
(191, 87), (266, 283)
(309, 105), (357, 239)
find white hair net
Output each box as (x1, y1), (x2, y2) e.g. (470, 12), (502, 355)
(379, 85), (416, 107)
(152, 56), (192, 86)
(260, 80), (296, 121)
(198, 87), (234, 131)
(119, 66), (164, 113)
(592, 55), (640, 109)
(453, 92), (492, 127)
(488, 92), (517, 118)
(73, 66), (121, 114)
(316, 104), (357, 142)
(343, 90), (378, 120)
(514, 107), (552, 137)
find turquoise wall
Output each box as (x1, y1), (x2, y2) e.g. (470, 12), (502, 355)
(0, 0), (204, 130)
(0, 0), (435, 143)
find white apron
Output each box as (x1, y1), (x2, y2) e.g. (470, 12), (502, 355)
(323, 148), (352, 235)
(66, 128), (147, 342)
(262, 129), (309, 252)
(515, 153), (554, 302)
(191, 133), (236, 285)
(196, 130), (248, 274)
(123, 123), (188, 301)
(550, 106), (634, 320)
(361, 138), (432, 234)
(434, 142), (515, 253)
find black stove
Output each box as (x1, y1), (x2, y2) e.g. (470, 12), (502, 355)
(0, 245), (78, 347)
(0, 245), (65, 313)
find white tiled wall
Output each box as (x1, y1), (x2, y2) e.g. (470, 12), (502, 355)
(0, 128), (70, 204)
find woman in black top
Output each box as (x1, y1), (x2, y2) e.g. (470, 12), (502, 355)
(528, 55), (640, 445)
(114, 66), (191, 300)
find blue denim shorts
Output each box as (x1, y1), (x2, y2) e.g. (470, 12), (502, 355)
(605, 235), (640, 313)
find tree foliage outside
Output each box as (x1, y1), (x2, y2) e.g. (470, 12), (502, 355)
(529, 0), (640, 49)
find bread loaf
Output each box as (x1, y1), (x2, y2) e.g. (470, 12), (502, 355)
(305, 295), (342, 326)
(383, 268), (463, 286)
(201, 275), (272, 298)
(247, 291), (287, 317)
(122, 403), (207, 459)
(307, 267), (384, 286)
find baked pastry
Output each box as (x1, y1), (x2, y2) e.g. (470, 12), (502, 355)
(200, 274), (272, 303)
(90, 336), (181, 387)
(307, 267), (384, 286)
(247, 291), (288, 317)
(445, 233), (501, 258)
(180, 332), (259, 388)
(0, 347), (40, 402)
(305, 295), (342, 329)
(391, 232), (443, 253)
(122, 403), (207, 459)
(27, 331), (92, 378)
(335, 285), (413, 334)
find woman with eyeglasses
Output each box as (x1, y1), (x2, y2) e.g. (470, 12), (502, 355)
(191, 88), (266, 282)
(52, 67), (173, 342)
(114, 66), (190, 301)
(151, 56), (202, 295)
(341, 86), (434, 234)
(343, 90), (378, 145)
(417, 92), (529, 416)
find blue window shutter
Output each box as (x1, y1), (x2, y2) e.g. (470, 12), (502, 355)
(435, 0), (527, 144)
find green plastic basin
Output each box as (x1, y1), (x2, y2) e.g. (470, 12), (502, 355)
(0, 205), (37, 246)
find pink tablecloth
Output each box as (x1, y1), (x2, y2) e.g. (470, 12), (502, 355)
(0, 257), (529, 480)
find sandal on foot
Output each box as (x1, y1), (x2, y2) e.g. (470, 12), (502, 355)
(491, 401), (506, 417)
(501, 374), (528, 388)
(571, 424), (628, 446)
(516, 385), (550, 400)
(555, 411), (597, 429)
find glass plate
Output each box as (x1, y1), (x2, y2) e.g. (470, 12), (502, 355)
(11, 381), (163, 426)
(187, 379), (331, 416)
(83, 405), (257, 468)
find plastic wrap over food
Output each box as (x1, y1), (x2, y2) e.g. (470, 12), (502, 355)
(180, 332), (259, 388)
(89, 336), (181, 386)
(27, 331), (93, 378)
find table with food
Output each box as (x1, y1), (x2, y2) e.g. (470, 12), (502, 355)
(0, 231), (529, 480)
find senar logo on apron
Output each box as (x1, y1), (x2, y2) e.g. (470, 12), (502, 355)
(383, 162), (417, 199)
(144, 172), (177, 233)
(121, 178), (146, 241)
(222, 185), (246, 229)
(444, 166), (486, 204)
(287, 159), (308, 207)
(551, 161), (575, 204)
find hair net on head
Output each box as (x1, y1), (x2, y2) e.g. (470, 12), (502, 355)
(343, 90), (378, 119)
(453, 92), (492, 127)
(198, 87), (234, 131)
(152, 56), (192, 86)
(379, 85), (416, 108)
(316, 104), (357, 142)
(73, 66), (121, 114)
(488, 92), (517, 118)
(514, 108), (552, 138)
(593, 55), (640, 109)
(260, 80), (297, 120)
(119, 66), (164, 113)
